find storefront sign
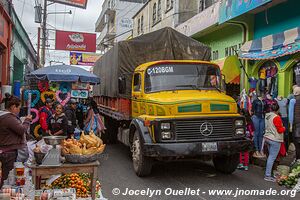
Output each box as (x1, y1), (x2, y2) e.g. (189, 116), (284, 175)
(49, 0), (88, 9)
(70, 52), (100, 66)
(119, 18), (132, 29)
(55, 30), (96, 52)
(219, 0), (271, 24)
(71, 90), (88, 99)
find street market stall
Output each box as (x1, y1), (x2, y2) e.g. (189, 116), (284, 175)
(0, 65), (107, 199)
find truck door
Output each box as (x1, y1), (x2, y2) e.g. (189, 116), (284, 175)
(132, 73), (142, 117)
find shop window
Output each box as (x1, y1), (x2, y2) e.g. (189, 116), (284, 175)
(199, 0), (217, 12)
(137, 18), (140, 35)
(212, 50), (219, 60)
(257, 61), (278, 96)
(153, 3), (157, 25)
(166, 0), (174, 12)
(157, 0), (162, 20)
(141, 16), (144, 33)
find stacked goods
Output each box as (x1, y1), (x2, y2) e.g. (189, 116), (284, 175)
(62, 131), (105, 155)
(51, 173), (90, 198)
(277, 163), (300, 189)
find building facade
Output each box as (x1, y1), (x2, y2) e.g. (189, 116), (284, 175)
(95, 0), (146, 52)
(0, 0), (12, 100)
(10, 6), (37, 87)
(132, 0), (199, 37)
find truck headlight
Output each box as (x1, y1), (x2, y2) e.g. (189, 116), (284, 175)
(235, 120), (244, 126)
(161, 123), (171, 130)
(161, 131), (172, 139)
(236, 128), (245, 135)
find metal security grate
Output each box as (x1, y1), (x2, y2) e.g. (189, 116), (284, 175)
(175, 118), (234, 141)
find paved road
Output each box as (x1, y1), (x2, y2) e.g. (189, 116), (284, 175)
(98, 144), (298, 200)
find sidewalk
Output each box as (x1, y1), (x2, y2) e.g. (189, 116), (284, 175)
(251, 149), (296, 168)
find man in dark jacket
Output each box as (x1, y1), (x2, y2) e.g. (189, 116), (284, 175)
(290, 86), (300, 160)
(65, 99), (77, 137)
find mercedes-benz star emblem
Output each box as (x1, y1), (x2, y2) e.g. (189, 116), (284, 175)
(200, 122), (213, 136)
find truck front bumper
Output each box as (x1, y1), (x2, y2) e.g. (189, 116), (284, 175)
(143, 139), (251, 157)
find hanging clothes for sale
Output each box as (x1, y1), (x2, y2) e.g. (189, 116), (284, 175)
(239, 89), (252, 112)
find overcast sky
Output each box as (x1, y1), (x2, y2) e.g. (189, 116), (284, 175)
(12, 0), (104, 68)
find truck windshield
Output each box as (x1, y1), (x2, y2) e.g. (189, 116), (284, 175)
(145, 63), (221, 93)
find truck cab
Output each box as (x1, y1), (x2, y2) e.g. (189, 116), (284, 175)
(124, 60), (251, 176)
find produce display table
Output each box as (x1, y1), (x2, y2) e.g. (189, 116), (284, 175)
(29, 161), (100, 200)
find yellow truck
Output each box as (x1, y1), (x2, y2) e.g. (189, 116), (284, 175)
(93, 28), (251, 176)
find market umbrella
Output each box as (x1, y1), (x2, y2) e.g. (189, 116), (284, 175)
(28, 65), (100, 84)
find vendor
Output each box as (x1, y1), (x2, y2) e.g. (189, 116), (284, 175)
(0, 95), (32, 188)
(48, 104), (68, 136)
(65, 99), (78, 138)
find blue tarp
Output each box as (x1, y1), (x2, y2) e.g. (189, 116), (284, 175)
(28, 65), (100, 84)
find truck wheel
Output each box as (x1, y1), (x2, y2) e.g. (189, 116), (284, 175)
(132, 130), (153, 177)
(213, 154), (239, 174)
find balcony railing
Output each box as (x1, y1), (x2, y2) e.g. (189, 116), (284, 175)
(95, 8), (116, 32)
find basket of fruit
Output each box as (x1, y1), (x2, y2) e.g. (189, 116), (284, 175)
(62, 131), (106, 164)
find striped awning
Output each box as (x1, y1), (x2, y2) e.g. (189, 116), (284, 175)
(239, 27), (300, 60)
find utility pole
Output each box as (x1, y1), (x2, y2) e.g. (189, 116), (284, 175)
(41, 0), (47, 67)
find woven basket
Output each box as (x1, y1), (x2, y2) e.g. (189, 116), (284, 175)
(64, 153), (103, 164)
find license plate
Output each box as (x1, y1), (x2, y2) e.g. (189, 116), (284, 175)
(202, 142), (218, 152)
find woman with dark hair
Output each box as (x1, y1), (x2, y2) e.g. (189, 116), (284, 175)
(48, 104), (68, 136)
(84, 98), (105, 135)
(264, 103), (286, 182)
(0, 94), (32, 187)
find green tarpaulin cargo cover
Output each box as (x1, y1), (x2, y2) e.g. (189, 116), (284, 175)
(93, 27), (211, 98)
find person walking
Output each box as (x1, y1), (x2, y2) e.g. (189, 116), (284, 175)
(0, 95), (32, 188)
(84, 98), (105, 135)
(264, 103), (285, 182)
(39, 98), (54, 135)
(251, 96), (266, 158)
(65, 99), (77, 138)
(289, 85), (300, 160)
(48, 104), (68, 136)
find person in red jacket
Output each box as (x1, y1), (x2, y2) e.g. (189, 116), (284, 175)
(39, 98), (53, 135)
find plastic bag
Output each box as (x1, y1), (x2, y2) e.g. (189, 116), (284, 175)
(36, 139), (53, 154)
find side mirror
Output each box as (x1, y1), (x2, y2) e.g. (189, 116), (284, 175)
(118, 76), (126, 94)
(221, 74), (226, 92)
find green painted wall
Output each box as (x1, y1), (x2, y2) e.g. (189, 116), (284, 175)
(194, 24), (244, 60)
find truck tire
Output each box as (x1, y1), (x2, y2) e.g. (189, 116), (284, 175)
(132, 130), (153, 177)
(213, 154), (239, 174)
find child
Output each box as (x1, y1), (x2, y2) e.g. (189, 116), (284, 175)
(237, 109), (254, 171)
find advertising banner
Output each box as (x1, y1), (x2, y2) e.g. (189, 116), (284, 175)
(55, 30), (96, 52)
(219, 0), (271, 24)
(70, 52), (101, 66)
(49, 0), (88, 9)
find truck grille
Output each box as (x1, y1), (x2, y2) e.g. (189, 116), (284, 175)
(175, 118), (234, 141)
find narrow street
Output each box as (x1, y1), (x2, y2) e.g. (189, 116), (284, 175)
(99, 144), (297, 200)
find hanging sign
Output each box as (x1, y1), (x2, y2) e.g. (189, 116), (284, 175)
(71, 90), (89, 99)
(70, 52), (100, 66)
(219, 0), (271, 24)
(49, 0), (88, 9)
(55, 30), (96, 52)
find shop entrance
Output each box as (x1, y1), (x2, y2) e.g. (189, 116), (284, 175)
(257, 60), (278, 97)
